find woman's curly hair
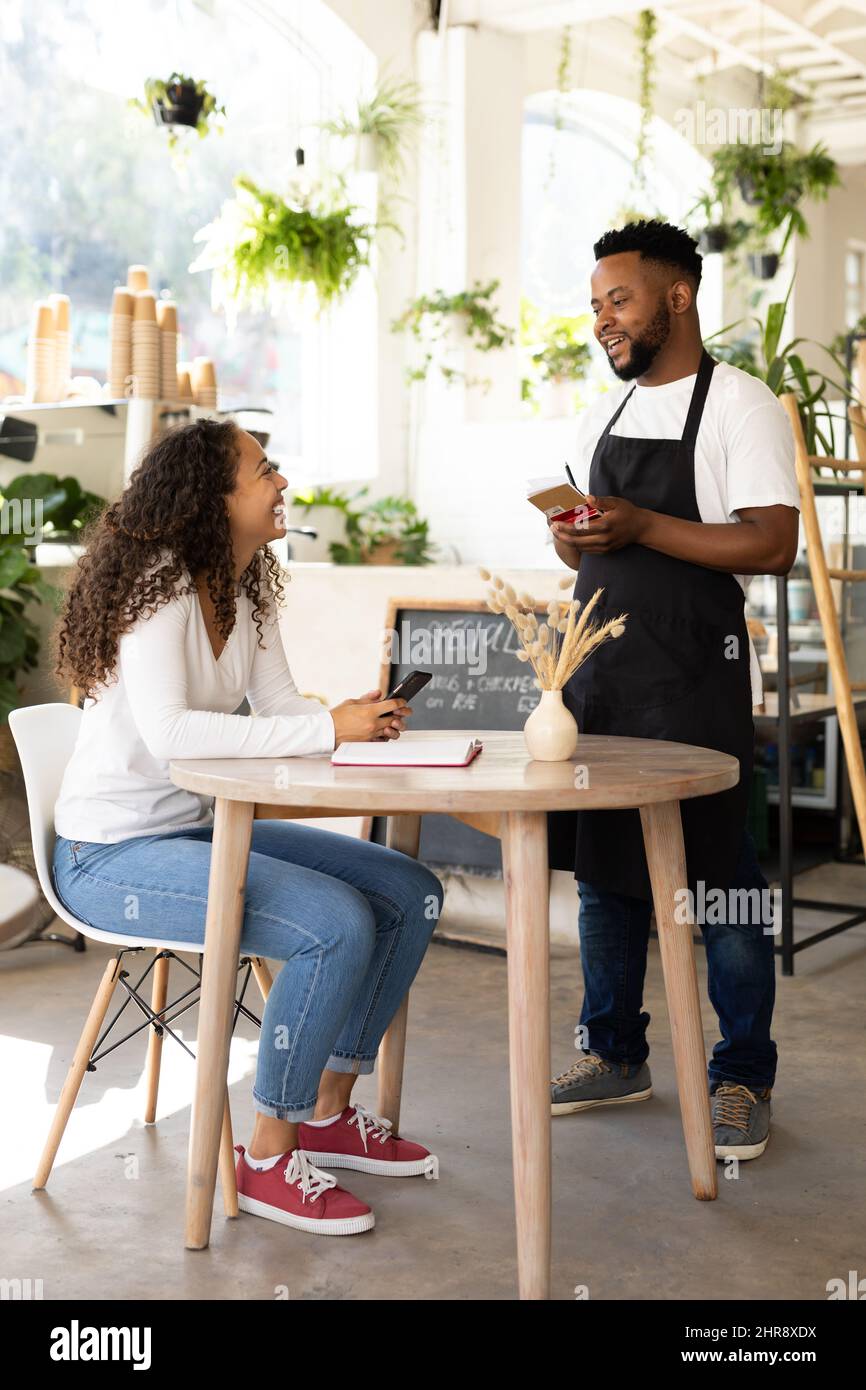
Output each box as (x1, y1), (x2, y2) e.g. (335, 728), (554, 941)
(54, 418), (285, 699)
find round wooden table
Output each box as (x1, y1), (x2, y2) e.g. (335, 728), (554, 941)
(170, 729), (739, 1300)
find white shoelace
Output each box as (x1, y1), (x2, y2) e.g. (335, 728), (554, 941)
(348, 1104), (439, 1180)
(284, 1148), (338, 1204)
(348, 1103), (392, 1151)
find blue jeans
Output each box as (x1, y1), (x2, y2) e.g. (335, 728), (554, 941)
(577, 830), (777, 1092)
(52, 821), (444, 1122)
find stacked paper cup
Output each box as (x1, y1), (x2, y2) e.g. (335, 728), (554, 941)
(127, 264), (150, 294)
(109, 288), (133, 398)
(192, 356), (218, 410)
(25, 301), (57, 403)
(156, 300), (178, 400)
(131, 292), (160, 398)
(176, 362), (195, 402)
(50, 294), (71, 400)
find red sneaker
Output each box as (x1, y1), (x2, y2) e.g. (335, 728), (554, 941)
(234, 1145), (374, 1235)
(299, 1104), (439, 1179)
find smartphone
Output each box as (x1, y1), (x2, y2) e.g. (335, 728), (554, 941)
(387, 669), (432, 702)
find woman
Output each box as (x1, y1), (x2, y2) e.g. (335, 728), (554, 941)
(52, 417), (444, 1238)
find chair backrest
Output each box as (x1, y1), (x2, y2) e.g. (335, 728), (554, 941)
(8, 702), (82, 916)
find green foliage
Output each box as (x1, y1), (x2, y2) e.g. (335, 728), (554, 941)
(191, 175), (375, 318)
(707, 275), (860, 459)
(391, 280), (514, 386)
(130, 73), (226, 150)
(330, 495), (435, 566)
(830, 314), (866, 360)
(705, 141), (839, 255)
(521, 302), (593, 383)
(290, 484), (364, 514)
(632, 9), (658, 201)
(0, 473), (103, 722)
(322, 70), (426, 178)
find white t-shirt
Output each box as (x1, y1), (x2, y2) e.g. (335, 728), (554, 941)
(54, 571), (336, 844)
(570, 360), (800, 708)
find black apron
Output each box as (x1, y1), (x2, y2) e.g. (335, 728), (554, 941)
(547, 349), (754, 901)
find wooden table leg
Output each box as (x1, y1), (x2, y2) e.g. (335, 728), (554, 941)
(185, 797), (254, 1249)
(640, 800), (717, 1202)
(501, 810), (551, 1301)
(376, 814), (421, 1133)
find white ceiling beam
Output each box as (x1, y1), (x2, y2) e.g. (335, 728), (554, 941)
(803, 0), (842, 24)
(825, 26), (866, 43)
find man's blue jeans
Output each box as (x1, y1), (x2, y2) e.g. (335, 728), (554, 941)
(577, 830), (777, 1092)
(52, 821), (444, 1122)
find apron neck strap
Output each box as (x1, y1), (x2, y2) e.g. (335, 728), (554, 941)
(600, 384), (637, 439)
(680, 348), (717, 450)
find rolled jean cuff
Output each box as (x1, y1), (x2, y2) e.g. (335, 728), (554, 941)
(326, 1051), (376, 1077)
(252, 1089), (319, 1123)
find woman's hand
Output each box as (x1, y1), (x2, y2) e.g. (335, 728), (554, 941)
(330, 689), (411, 745)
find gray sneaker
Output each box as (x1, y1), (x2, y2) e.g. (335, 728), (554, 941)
(712, 1082), (772, 1160)
(550, 1052), (652, 1116)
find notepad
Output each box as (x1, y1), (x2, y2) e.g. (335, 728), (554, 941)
(331, 738), (483, 768)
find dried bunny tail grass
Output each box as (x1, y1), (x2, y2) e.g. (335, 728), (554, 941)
(538, 624), (550, 646)
(494, 576), (505, 589)
(567, 611), (629, 679)
(503, 582), (517, 603)
(515, 648), (531, 662)
(478, 567), (491, 581)
(552, 598), (579, 687)
(519, 591), (535, 607)
(558, 575), (574, 589)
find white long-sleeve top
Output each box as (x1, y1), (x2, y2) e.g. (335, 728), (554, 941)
(54, 572), (336, 843)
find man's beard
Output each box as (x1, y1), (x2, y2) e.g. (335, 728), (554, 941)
(606, 297), (671, 380)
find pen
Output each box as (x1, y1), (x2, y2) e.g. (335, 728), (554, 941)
(565, 461), (577, 488)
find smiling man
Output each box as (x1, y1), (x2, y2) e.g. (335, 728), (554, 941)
(547, 220), (800, 1161)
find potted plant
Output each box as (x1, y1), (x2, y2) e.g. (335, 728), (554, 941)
(131, 74), (225, 149)
(391, 280), (514, 388)
(190, 175), (375, 324)
(708, 275), (861, 459)
(523, 307), (593, 418)
(0, 474), (103, 737)
(630, 9), (658, 207)
(322, 70), (425, 177)
(330, 496), (436, 566)
(288, 484), (362, 563)
(688, 191), (750, 256)
(706, 141), (839, 254)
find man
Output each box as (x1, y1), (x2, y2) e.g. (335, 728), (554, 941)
(548, 220), (800, 1160)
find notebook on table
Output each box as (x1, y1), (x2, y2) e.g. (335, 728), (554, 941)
(331, 738), (483, 768)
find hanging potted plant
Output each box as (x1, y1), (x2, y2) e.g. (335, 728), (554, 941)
(322, 69), (426, 177)
(391, 280), (514, 388)
(706, 141), (839, 255)
(190, 175), (375, 324)
(688, 191), (750, 256)
(130, 74), (225, 149)
(525, 309), (594, 418)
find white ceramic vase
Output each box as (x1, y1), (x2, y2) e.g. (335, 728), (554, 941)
(523, 689), (578, 761)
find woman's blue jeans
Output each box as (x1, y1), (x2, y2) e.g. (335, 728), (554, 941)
(577, 831), (777, 1092)
(52, 821), (444, 1123)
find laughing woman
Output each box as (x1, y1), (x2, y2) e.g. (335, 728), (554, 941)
(51, 417), (443, 1237)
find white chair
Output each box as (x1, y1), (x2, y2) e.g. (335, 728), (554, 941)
(8, 701), (273, 1212)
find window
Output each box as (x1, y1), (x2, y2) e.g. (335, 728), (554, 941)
(521, 89), (722, 391)
(0, 0), (376, 478)
(845, 245), (865, 329)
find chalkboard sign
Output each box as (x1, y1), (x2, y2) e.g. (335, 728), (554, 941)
(370, 598), (545, 873)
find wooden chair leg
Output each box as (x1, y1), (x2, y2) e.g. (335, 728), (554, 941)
(144, 952), (170, 1125)
(375, 814), (422, 1134)
(640, 800), (717, 1202)
(219, 1091), (238, 1217)
(250, 956), (272, 1002)
(33, 955), (123, 1190)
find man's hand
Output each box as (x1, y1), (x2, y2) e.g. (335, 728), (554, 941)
(550, 495), (646, 555)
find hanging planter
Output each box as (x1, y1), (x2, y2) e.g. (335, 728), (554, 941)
(700, 225), (732, 254)
(748, 252), (780, 281)
(131, 74), (226, 150)
(190, 175), (375, 325)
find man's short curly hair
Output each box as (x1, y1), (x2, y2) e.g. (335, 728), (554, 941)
(593, 220), (702, 290)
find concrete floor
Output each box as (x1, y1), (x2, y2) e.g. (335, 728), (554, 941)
(2, 873), (865, 1302)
